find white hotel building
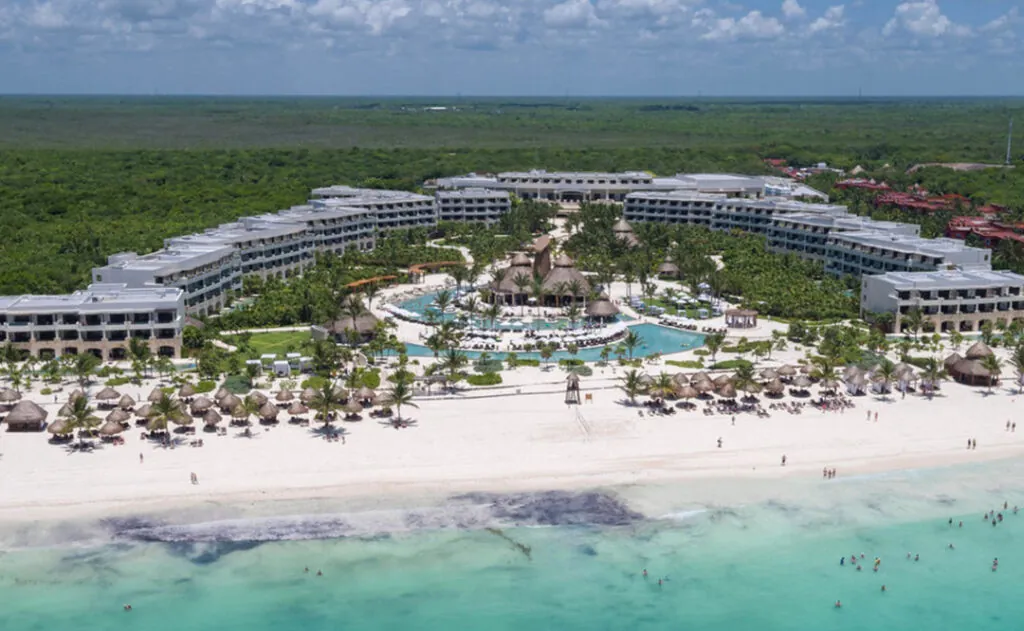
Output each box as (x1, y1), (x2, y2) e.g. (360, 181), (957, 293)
(436, 188), (512, 224)
(0, 284), (185, 360)
(311, 186), (437, 231)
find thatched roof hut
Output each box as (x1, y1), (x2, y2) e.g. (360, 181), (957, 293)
(300, 387), (316, 404)
(943, 352), (963, 369)
(965, 341), (994, 361)
(5, 400), (47, 431)
(693, 379), (715, 393)
(674, 384), (699, 400)
(717, 382), (737, 398)
(178, 383), (196, 398)
(135, 403), (152, 419)
(585, 296), (620, 319)
(657, 257), (680, 278)
(190, 396), (214, 415)
(275, 389), (294, 403)
(203, 409), (223, 427)
(118, 394), (136, 410)
(490, 253), (534, 295)
(793, 375), (813, 389)
(259, 402), (279, 422)
(99, 420), (124, 436)
(106, 408), (130, 424)
(354, 386), (377, 403)
(219, 394), (242, 412)
(287, 401), (309, 416)
(95, 386), (120, 401)
(69, 389), (85, 402)
(343, 400), (364, 416)
(759, 368), (779, 381)
(249, 391), (268, 406)
(613, 219), (640, 247)
(542, 254), (590, 296)
(951, 358), (996, 386)
(47, 418), (70, 435)
(765, 379), (786, 396)
(713, 374), (733, 389)
(147, 387), (164, 403)
(777, 365), (797, 377)
(57, 403), (73, 417)
(323, 312), (382, 340)
(691, 372), (712, 385)
(231, 405), (249, 420)
(214, 387), (230, 401)
(0, 388), (21, 403)
(842, 365), (863, 381)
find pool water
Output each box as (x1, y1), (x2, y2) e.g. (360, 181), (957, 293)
(397, 292), (633, 331)
(393, 323), (703, 362)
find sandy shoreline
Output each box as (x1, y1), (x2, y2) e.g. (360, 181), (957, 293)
(3, 366), (1024, 527)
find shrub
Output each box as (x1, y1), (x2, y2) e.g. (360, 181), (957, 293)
(710, 359), (753, 370)
(566, 365), (593, 377)
(357, 370), (381, 389)
(97, 366), (124, 377)
(516, 358), (541, 367)
(195, 380), (216, 394)
(693, 349), (710, 357)
(467, 372), (502, 386)
(223, 374), (253, 394)
(666, 359), (704, 369)
(301, 376), (328, 390)
(105, 377), (132, 387)
(559, 358), (585, 368)
(474, 359), (504, 374)
(40, 387), (53, 395)
(618, 358), (643, 367)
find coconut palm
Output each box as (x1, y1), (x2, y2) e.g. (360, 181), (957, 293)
(530, 275), (546, 315)
(483, 302), (502, 329)
(539, 343), (554, 367)
(873, 358), (897, 397)
(902, 308), (924, 339)
(66, 395), (102, 448)
(622, 329), (644, 361)
(512, 272), (531, 316)
(462, 295), (479, 317)
(919, 356), (947, 400)
(128, 337), (152, 381)
(980, 354), (1003, 394)
(769, 330), (788, 359)
(310, 380), (343, 428)
(73, 352), (100, 388)
(386, 369), (418, 422)
(342, 293), (367, 336)
(704, 333), (725, 365)
(434, 288), (453, 317)
(1012, 344), (1024, 394)
(564, 303), (583, 330)
(147, 393), (186, 435)
(439, 348), (469, 391)
(650, 372), (675, 400)
(949, 330), (964, 352)
(732, 363), (758, 396)
(621, 369), (644, 404)
(567, 279), (585, 309)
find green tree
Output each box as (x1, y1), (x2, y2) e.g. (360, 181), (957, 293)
(623, 329), (644, 361)
(704, 333), (726, 364)
(147, 393), (187, 436)
(311, 379), (343, 429)
(66, 395), (102, 448)
(73, 353), (101, 388)
(386, 369), (418, 422)
(620, 369), (644, 404)
(902, 308), (924, 339)
(980, 354), (1003, 394)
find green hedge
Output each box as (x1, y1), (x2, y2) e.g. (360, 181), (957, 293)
(105, 377), (132, 387)
(467, 373), (503, 386)
(710, 359), (754, 370)
(666, 359), (704, 369)
(223, 374), (253, 394)
(301, 376), (328, 390)
(516, 358), (541, 367)
(195, 380), (217, 394)
(693, 349), (710, 357)
(559, 358), (585, 367)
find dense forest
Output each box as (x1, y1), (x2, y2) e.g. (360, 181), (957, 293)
(1, 97), (1022, 295)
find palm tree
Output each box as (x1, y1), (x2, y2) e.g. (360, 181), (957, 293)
(704, 333), (725, 365)
(1011, 344), (1024, 394)
(364, 284), (380, 310)
(530, 275), (546, 315)
(919, 356), (947, 399)
(147, 393), (186, 436)
(434, 288), (453, 316)
(66, 396), (102, 448)
(599, 345), (612, 366)
(439, 348), (468, 391)
(310, 380), (342, 429)
(650, 372), (675, 400)
(342, 293), (367, 337)
(463, 295), (479, 318)
(73, 352), (100, 388)
(564, 303), (583, 330)
(567, 279), (585, 309)
(981, 354), (1003, 394)
(980, 321), (996, 346)
(949, 330), (964, 352)
(733, 363), (757, 395)
(241, 394), (263, 426)
(386, 370), (418, 422)
(512, 272), (531, 316)
(902, 308), (924, 339)
(449, 266), (469, 295)
(484, 302), (502, 329)
(874, 358), (897, 398)
(622, 329), (643, 361)
(620, 369), (644, 404)
(128, 337), (153, 381)
(539, 343), (554, 367)
(769, 330), (788, 359)
(811, 354), (839, 381)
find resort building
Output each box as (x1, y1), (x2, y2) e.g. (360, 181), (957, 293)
(436, 189), (512, 224)
(0, 284), (185, 359)
(768, 214), (920, 266)
(310, 186), (437, 231)
(431, 171), (823, 202)
(823, 233), (990, 278)
(861, 269), (1024, 333)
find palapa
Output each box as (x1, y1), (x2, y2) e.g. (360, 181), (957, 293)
(47, 418), (70, 435)
(231, 405), (249, 419)
(354, 386), (377, 403)
(189, 396), (214, 416)
(287, 401), (309, 416)
(203, 409), (223, 427)
(943, 352), (963, 369)
(777, 365), (797, 377)
(793, 375), (812, 389)
(219, 393), (242, 412)
(178, 383), (197, 398)
(147, 387), (164, 402)
(249, 391), (268, 406)
(69, 389), (85, 401)
(5, 400), (48, 430)
(672, 373), (690, 386)
(214, 387), (230, 401)
(95, 386), (120, 400)
(842, 365), (863, 381)
(0, 388), (22, 403)
(342, 400), (364, 415)
(893, 362), (914, 378)
(713, 374), (733, 388)
(300, 387), (316, 404)
(693, 380), (715, 393)
(275, 389), (294, 403)
(765, 379), (786, 395)
(964, 341), (994, 361)
(259, 401), (279, 421)
(585, 297), (620, 319)
(820, 379), (840, 390)
(57, 403), (73, 417)
(759, 368), (779, 381)
(118, 394), (136, 410)
(99, 420), (124, 436)
(135, 403), (153, 418)
(674, 384), (699, 400)
(106, 408), (130, 424)
(690, 372), (712, 385)
(717, 382), (737, 398)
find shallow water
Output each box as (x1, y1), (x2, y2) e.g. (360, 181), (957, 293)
(3, 462), (1022, 631)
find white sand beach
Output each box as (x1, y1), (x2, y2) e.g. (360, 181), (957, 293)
(2, 356), (1023, 524)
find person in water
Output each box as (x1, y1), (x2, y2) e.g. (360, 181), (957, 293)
(123, 605), (132, 612)
(881, 585), (886, 592)
(840, 557), (845, 566)
(643, 569), (648, 578)
(316, 570), (323, 577)
(834, 600), (842, 609)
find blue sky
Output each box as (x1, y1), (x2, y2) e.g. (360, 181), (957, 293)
(0, 0), (1021, 95)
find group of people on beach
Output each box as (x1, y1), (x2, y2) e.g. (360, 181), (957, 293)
(822, 467), (837, 479)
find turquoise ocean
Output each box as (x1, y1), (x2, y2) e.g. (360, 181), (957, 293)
(3, 460), (1023, 631)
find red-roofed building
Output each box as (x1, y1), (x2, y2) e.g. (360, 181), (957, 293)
(947, 216), (1024, 247)
(835, 178), (891, 192)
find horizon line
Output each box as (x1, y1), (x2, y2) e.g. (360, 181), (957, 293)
(3, 93), (1024, 100)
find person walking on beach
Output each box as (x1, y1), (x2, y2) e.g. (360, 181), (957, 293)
(190, 472), (198, 485)
(139, 453), (144, 464)
(781, 454), (787, 467)
(717, 437), (722, 448)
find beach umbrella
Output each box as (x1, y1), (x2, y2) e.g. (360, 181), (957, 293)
(214, 387), (230, 401)
(777, 365), (797, 377)
(690, 372), (712, 385)
(820, 379), (840, 390)
(354, 386), (377, 403)
(893, 363), (914, 378)
(135, 403), (152, 419)
(693, 380), (715, 393)
(842, 365), (863, 381)
(99, 420), (124, 436)
(203, 409), (223, 427)
(118, 394), (136, 410)
(69, 389), (86, 402)
(0, 388), (21, 403)
(799, 364), (812, 375)
(249, 391), (268, 406)
(342, 400), (364, 416)
(717, 382), (737, 399)
(95, 386), (120, 401)
(793, 375), (812, 389)
(190, 396), (214, 415)
(231, 405), (249, 420)
(287, 401), (309, 416)
(759, 368), (779, 381)
(57, 403), (73, 417)
(275, 389), (294, 403)
(300, 387), (316, 404)
(713, 374), (733, 389)
(766, 379), (786, 396)
(672, 373), (690, 386)
(219, 394), (242, 412)
(259, 401), (279, 422)
(47, 418), (70, 435)
(674, 384), (699, 400)
(105, 408), (130, 424)
(147, 387), (164, 403)
(6, 400), (48, 431)
(178, 383), (196, 398)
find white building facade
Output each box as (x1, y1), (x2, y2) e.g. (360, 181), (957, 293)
(436, 189), (512, 224)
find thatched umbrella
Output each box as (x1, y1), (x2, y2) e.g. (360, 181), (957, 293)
(57, 403), (73, 417)
(178, 383), (196, 398)
(765, 379), (786, 396)
(95, 386), (120, 401)
(69, 389), (86, 402)
(249, 391), (268, 406)
(793, 375), (812, 389)
(717, 382), (737, 399)
(354, 386), (377, 404)
(219, 393), (242, 412)
(0, 388), (21, 403)
(848, 373), (869, 394)
(203, 409), (223, 428)
(759, 368), (779, 381)
(147, 387), (164, 403)
(99, 420), (124, 436)
(342, 400), (364, 417)
(118, 394), (136, 410)
(674, 384), (699, 401)
(691, 372), (712, 385)
(777, 365), (797, 377)
(842, 365), (863, 381)
(820, 379), (840, 390)
(965, 341), (994, 361)
(275, 388), (294, 403)
(799, 364), (812, 375)
(106, 408), (130, 424)
(713, 374), (733, 389)
(693, 380), (715, 394)
(259, 401), (279, 423)
(231, 405), (249, 421)
(672, 373), (690, 386)
(300, 387), (317, 404)
(135, 403), (152, 419)
(214, 387), (230, 401)
(893, 363), (915, 379)
(190, 396), (214, 416)
(287, 401), (309, 416)
(47, 418), (71, 435)
(6, 400), (48, 431)
(943, 353), (963, 370)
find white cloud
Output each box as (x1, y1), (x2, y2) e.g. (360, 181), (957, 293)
(809, 5), (844, 33)
(781, 0), (805, 20)
(980, 7), (1019, 33)
(882, 0), (971, 38)
(701, 10), (784, 41)
(543, 0), (601, 28)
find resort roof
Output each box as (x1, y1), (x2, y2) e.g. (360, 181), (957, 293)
(964, 341), (994, 360)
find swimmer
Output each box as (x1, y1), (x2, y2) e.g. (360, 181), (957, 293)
(316, 570), (323, 577)
(998, 513), (1003, 522)
(658, 579), (663, 587)
(881, 585), (886, 592)
(840, 557), (845, 566)
(949, 518), (953, 526)
(914, 554), (919, 562)
(906, 552), (912, 560)
(1005, 501), (1009, 510)
(643, 569), (648, 578)
(949, 543), (955, 550)
(123, 605), (132, 612)
(857, 565), (862, 571)
(304, 567), (309, 573)
(873, 567), (878, 573)
(959, 521), (963, 528)
(860, 554), (865, 559)
(834, 600), (842, 609)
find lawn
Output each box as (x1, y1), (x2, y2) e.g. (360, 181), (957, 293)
(225, 331), (315, 358)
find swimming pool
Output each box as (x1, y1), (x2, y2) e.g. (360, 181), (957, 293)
(392, 323), (703, 362)
(396, 291), (633, 330)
